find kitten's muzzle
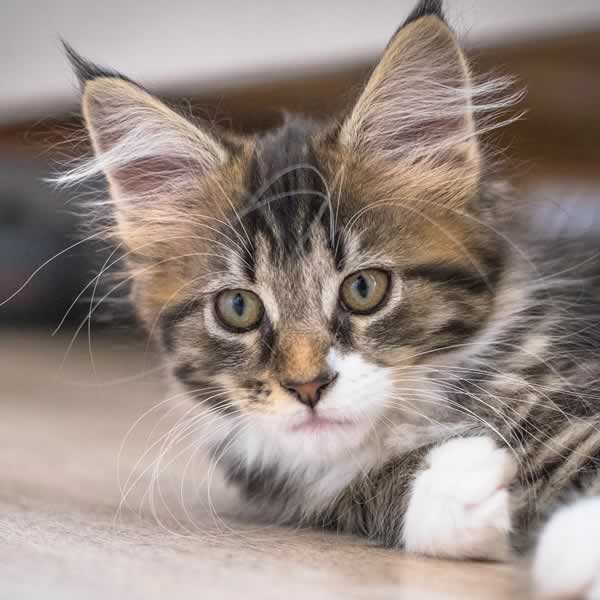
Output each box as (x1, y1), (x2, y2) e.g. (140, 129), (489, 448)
(282, 372), (338, 409)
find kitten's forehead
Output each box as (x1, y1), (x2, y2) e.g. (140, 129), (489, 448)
(233, 117), (396, 296)
(237, 117), (344, 323)
(253, 227), (337, 323)
(242, 117), (335, 263)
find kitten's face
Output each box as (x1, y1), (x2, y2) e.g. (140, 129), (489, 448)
(158, 120), (498, 465)
(72, 8), (509, 469)
(162, 135), (398, 463)
(165, 192), (396, 461)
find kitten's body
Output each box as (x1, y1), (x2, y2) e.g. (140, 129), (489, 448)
(200, 144), (600, 551)
(64, 1), (600, 596)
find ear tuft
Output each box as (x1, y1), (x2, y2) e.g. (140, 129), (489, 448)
(403, 0), (444, 27)
(62, 41), (138, 91)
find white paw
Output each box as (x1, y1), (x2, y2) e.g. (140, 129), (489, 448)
(533, 498), (600, 599)
(403, 436), (517, 560)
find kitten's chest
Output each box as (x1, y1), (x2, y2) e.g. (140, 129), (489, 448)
(227, 441), (385, 515)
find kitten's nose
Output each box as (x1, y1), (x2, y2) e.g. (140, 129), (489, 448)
(282, 373), (338, 409)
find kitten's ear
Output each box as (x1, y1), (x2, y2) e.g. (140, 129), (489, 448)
(341, 1), (479, 171)
(65, 45), (228, 248)
(81, 78), (227, 194)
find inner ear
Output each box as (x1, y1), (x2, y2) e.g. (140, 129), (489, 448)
(81, 77), (228, 200)
(340, 12), (479, 168)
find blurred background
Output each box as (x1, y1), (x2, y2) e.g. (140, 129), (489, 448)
(1, 0), (599, 330)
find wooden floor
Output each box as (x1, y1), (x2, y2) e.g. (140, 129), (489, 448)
(0, 330), (529, 599)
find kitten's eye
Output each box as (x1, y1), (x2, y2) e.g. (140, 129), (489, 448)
(340, 269), (390, 314)
(215, 289), (264, 332)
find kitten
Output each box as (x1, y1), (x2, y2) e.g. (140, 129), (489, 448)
(63, 0), (600, 596)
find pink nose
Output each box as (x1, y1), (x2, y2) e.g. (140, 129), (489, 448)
(282, 373), (338, 409)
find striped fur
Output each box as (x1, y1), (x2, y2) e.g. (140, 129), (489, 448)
(63, 0), (600, 590)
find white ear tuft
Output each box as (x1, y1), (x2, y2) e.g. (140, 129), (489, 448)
(62, 77), (227, 201)
(341, 15), (518, 169)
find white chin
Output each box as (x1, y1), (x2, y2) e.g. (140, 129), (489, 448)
(263, 417), (374, 466)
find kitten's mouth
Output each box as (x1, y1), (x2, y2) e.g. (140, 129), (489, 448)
(290, 415), (354, 433)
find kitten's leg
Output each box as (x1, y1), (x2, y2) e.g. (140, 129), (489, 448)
(321, 436), (517, 560)
(533, 497), (600, 599)
(402, 436), (517, 560)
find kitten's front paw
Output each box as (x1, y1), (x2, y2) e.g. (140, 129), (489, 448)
(533, 498), (600, 599)
(403, 436), (516, 560)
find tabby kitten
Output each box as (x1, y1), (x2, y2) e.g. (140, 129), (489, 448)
(64, 1), (600, 596)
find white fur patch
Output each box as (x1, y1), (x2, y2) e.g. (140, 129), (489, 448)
(227, 349), (394, 512)
(324, 348), (393, 424)
(533, 498), (600, 599)
(403, 436), (516, 560)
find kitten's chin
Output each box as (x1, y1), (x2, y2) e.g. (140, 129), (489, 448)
(252, 412), (377, 465)
(288, 414), (355, 433)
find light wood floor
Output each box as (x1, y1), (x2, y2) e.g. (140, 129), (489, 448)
(0, 330), (530, 599)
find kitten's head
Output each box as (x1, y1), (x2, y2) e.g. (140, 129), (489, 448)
(69, 1), (514, 468)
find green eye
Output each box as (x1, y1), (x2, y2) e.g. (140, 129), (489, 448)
(340, 269), (390, 314)
(215, 289), (264, 332)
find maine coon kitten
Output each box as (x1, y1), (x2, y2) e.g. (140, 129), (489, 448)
(62, 1), (600, 596)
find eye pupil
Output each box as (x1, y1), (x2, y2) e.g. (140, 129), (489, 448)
(232, 293), (245, 316)
(355, 275), (369, 298)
